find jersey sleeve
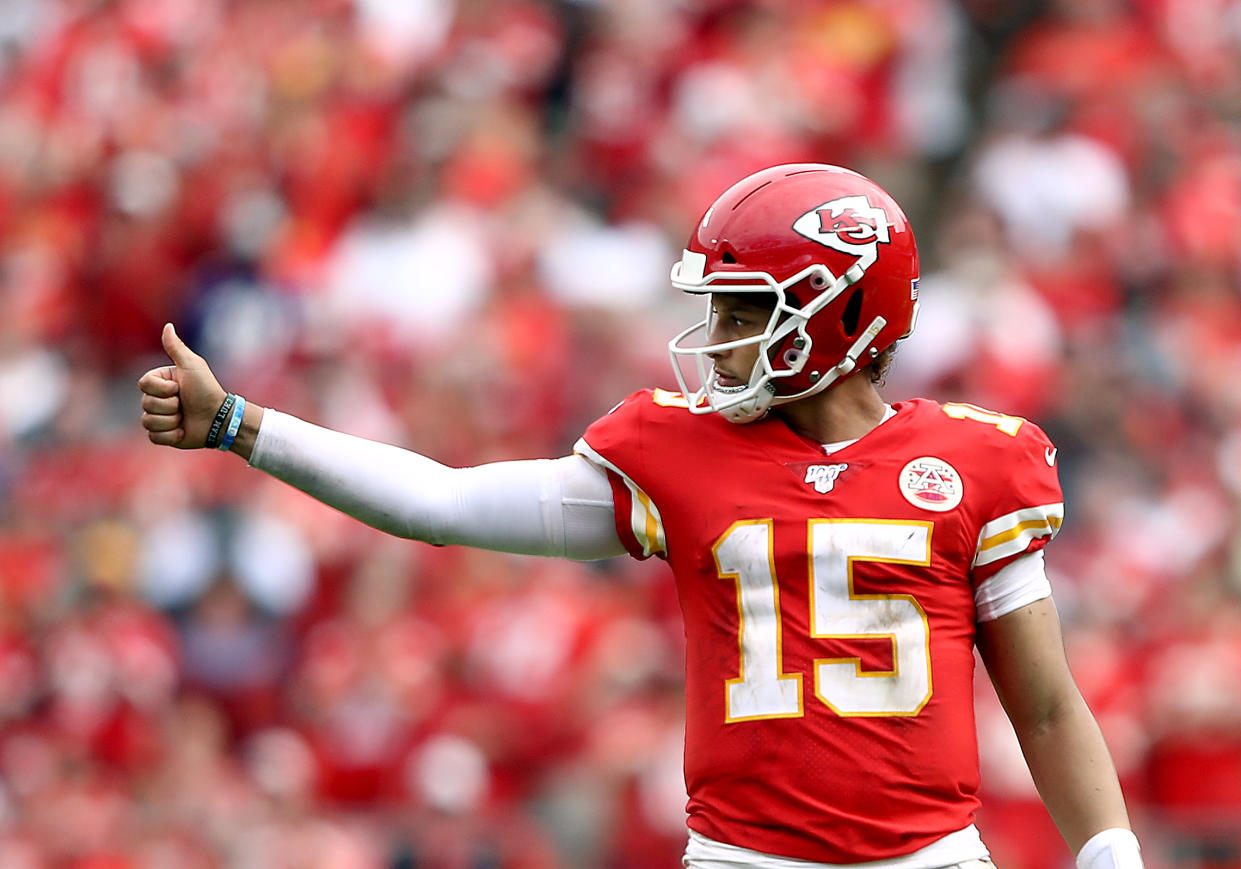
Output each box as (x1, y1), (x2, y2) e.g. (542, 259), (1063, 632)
(969, 418), (1064, 587)
(573, 390), (669, 561)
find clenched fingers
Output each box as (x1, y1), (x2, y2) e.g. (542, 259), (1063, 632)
(142, 410), (182, 432)
(138, 367), (180, 398)
(142, 393), (180, 414)
(146, 427), (185, 447)
(142, 406), (184, 446)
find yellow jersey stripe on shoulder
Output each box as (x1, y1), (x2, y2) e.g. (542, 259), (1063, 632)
(573, 438), (667, 557)
(980, 516), (1063, 551)
(974, 503), (1064, 568)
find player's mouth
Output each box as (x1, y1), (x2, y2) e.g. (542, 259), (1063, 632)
(712, 369), (747, 391)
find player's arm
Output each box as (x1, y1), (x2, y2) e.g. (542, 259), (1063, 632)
(137, 324), (625, 560)
(976, 596), (1143, 869)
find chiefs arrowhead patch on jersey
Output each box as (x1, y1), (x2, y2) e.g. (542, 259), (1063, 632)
(898, 456), (963, 512)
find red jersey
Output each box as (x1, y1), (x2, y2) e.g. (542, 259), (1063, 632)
(575, 390), (1063, 863)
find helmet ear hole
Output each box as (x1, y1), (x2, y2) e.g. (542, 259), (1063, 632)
(721, 250), (737, 264)
(841, 288), (864, 336)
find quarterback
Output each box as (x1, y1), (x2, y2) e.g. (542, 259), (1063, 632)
(140, 165), (1143, 869)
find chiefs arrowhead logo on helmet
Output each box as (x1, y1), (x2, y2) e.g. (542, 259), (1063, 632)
(792, 195), (891, 256)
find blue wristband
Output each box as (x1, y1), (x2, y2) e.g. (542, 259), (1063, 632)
(218, 395), (246, 451)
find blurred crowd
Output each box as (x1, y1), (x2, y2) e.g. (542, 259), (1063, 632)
(2, 0), (1241, 866)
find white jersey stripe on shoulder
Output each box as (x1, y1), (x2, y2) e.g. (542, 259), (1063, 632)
(973, 503), (1064, 567)
(573, 438), (666, 557)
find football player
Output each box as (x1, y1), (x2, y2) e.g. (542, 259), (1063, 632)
(140, 164), (1143, 869)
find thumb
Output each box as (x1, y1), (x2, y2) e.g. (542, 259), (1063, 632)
(162, 323), (200, 369)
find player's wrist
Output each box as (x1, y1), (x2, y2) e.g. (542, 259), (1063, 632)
(1076, 828), (1142, 869)
(228, 400), (264, 462)
(204, 393), (244, 449)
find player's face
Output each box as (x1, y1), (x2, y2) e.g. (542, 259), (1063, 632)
(706, 294), (773, 387)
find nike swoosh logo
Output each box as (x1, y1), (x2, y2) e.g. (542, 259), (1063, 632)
(1045, 447), (1058, 466)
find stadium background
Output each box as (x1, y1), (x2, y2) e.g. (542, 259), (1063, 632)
(2, 0), (1240, 866)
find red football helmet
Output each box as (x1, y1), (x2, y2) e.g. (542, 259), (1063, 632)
(668, 164), (920, 423)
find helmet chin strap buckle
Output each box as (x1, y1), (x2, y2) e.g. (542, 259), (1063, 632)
(833, 316), (888, 376)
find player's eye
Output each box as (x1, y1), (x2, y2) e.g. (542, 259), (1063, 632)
(711, 305), (762, 335)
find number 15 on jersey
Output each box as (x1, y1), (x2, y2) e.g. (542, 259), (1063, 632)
(714, 519), (934, 722)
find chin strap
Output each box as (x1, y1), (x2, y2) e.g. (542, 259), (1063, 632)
(826, 315), (887, 381)
(715, 382), (777, 424)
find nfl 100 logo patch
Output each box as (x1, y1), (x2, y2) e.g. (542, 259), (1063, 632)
(898, 456), (963, 512)
(804, 463), (848, 494)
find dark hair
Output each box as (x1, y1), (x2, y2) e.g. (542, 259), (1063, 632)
(867, 344), (898, 386)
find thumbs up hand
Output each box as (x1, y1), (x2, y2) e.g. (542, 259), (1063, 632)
(137, 323), (228, 449)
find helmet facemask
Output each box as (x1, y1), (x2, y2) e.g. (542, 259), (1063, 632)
(667, 251), (891, 424)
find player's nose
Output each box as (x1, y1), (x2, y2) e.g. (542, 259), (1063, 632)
(705, 320), (731, 352)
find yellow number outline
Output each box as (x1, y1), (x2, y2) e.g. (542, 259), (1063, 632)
(942, 402), (1025, 437)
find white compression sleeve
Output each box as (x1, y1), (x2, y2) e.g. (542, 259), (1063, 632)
(249, 410), (626, 561)
(1076, 829), (1143, 869)
(974, 550), (1052, 622)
